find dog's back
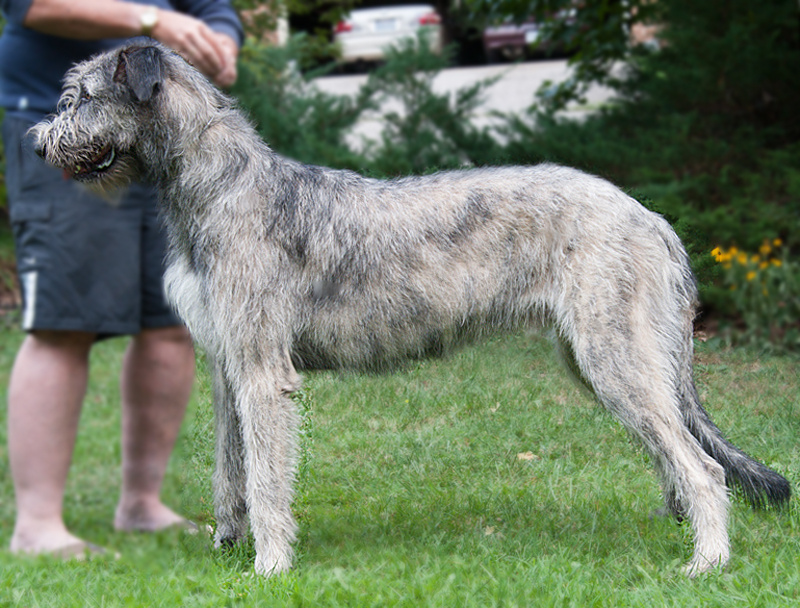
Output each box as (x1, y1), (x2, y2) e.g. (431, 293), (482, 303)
(283, 163), (680, 372)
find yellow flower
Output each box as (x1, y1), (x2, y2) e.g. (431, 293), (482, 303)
(772, 259), (783, 267)
(710, 247), (721, 261)
(751, 255), (761, 264)
(746, 271), (757, 281)
(759, 261), (769, 270)
(737, 252), (748, 265)
(759, 242), (772, 257)
(773, 238), (783, 247)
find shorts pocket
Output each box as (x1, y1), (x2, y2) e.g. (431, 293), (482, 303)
(9, 200), (52, 224)
(9, 200), (53, 274)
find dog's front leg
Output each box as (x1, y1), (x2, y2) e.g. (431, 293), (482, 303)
(229, 348), (300, 576)
(210, 356), (249, 548)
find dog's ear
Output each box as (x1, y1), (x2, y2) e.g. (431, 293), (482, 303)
(114, 44), (163, 103)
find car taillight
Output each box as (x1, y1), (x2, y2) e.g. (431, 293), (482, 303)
(419, 12), (441, 26)
(334, 21), (353, 34)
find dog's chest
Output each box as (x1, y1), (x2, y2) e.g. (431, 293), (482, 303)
(163, 256), (217, 351)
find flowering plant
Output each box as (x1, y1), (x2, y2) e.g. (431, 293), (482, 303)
(710, 240), (799, 352)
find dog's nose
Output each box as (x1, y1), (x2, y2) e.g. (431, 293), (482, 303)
(33, 141), (45, 159)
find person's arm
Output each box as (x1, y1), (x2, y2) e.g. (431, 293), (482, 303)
(22, 0), (235, 86)
(23, 0), (151, 39)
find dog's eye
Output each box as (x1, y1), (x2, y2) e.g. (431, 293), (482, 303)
(78, 89), (92, 106)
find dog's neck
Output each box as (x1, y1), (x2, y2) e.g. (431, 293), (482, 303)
(154, 106), (276, 250)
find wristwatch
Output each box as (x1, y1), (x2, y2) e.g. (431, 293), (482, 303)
(140, 7), (159, 37)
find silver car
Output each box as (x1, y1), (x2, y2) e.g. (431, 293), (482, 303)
(333, 5), (443, 66)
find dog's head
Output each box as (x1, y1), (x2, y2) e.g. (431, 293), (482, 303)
(30, 39), (225, 193)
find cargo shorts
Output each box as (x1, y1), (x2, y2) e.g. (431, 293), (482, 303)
(3, 115), (182, 336)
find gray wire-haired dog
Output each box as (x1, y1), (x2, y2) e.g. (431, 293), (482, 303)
(31, 40), (789, 577)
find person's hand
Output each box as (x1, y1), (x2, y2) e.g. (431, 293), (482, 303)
(211, 33), (239, 88)
(22, 1), (240, 87)
(151, 10), (234, 86)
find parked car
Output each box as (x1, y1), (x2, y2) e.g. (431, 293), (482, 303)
(482, 12), (575, 63)
(333, 5), (443, 67)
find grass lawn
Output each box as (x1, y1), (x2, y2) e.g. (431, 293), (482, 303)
(0, 325), (797, 607)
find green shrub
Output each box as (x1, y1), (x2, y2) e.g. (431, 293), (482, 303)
(231, 33), (504, 178)
(358, 34), (502, 176)
(231, 35), (371, 171)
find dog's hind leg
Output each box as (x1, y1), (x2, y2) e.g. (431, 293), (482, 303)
(227, 346), (300, 576)
(555, 332), (688, 523)
(210, 357), (249, 548)
(633, 409), (731, 577)
(560, 325), (730, 576)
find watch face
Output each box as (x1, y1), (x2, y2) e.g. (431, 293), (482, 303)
(141, 10), (158, 33)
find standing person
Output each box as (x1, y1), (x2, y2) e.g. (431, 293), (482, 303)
(0, 0), (243, 557)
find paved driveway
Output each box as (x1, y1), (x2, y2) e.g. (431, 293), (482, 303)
(313, 59), (615, 148)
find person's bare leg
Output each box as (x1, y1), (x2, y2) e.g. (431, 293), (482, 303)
(114, 325), (195, 531)
(8, 330), (96, 554)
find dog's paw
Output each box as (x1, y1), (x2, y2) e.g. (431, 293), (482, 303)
(682, 551), (728, 578)
(254, 548), (293, 577)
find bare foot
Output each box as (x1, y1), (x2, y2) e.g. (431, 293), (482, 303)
(114, 498), (192, 532)
(11, 522), (93, 557)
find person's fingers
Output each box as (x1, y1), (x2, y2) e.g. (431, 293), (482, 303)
(212, 62), (237, 88)
(152, 11), (226, 78)
(210, 33), (239, 87)
(186, 28), (228, 77)
(215, 33), (240, 61)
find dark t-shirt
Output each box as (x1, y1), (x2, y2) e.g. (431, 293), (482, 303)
(0, 0), (243, 120)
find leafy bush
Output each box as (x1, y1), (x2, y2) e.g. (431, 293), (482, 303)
(357, 34), (502, 176)
(232, 33), (503, 177)
(231, 35), (370, 171)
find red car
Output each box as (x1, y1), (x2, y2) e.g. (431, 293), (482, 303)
(482, 12), (575, 63)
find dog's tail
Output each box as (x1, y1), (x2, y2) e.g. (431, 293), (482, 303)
(660, 221), (791, 510)
(680, 380), (791, 508)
